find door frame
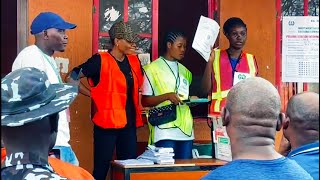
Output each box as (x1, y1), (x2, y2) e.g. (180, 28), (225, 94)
(17, 0), (28, 53)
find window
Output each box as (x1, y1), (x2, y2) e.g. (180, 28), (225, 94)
(93, 0), (158, 60)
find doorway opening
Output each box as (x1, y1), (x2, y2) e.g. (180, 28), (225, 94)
(158, 0), (209, 117)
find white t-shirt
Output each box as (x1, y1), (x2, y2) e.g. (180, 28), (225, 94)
(142, 59), (194, 143)
(12, 45), (71, 147)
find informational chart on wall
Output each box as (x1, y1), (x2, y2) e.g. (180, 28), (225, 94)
(282, 16), (319, 83)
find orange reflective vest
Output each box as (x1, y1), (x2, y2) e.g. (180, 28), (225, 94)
(90, 52), (144, 129)
(48, 157), (94, 180)
(210, 49), (258, 115)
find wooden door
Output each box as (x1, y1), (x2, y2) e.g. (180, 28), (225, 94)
(218, 0), (283, 150)
(28, 0), (94, 172)
(219, 0), (276, 85)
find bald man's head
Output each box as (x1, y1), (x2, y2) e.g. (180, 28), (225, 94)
(226, 77), (281, 120)
(223, 77), (282, 142)
(286, 92), (319, 133)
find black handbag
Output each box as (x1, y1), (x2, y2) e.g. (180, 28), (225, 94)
(147, 104), (177, 126)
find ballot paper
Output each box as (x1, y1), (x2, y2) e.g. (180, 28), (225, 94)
(192, 15), (220, 62)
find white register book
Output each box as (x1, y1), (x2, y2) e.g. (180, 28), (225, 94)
(192, 15), (220, 62)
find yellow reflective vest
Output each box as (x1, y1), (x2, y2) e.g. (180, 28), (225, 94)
(143, 57), (193, 144)
(210, 49), (258, 114)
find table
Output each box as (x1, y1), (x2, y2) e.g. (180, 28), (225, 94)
(110, 159), (227, 180)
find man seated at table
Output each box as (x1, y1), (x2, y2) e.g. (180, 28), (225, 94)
(201, 77), (312, 180)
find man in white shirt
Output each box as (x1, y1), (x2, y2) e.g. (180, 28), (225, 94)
(12, 12), (78, 165)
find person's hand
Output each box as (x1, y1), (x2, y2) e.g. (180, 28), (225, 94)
(208, 48), (216, 63)
(187, 96), (200, 107)
(165, 92), (182, 105)
(67, 75), (80, 86)
(189, 96), (199, 100)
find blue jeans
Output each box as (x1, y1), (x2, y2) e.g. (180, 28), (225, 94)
(155, 140), (193, 159)
(52, 146), (79, 166)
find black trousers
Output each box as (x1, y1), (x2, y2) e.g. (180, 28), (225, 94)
(92, 124), (137, 180)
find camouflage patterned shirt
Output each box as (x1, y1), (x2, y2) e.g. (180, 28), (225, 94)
(1, 152), (69, 180)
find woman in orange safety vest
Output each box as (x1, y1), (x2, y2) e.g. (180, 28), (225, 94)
(66, 21), (144, 180)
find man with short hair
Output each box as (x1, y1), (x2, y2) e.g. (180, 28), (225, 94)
(12, 12), (78, 165)
(283, 92), (319, 179)
(1, 67), (78, 179)
(201, 77), (313, 180)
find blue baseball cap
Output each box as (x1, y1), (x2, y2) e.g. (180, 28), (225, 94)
(30, 12), (77, 35)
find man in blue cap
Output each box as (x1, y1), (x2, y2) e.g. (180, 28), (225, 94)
(12, 12), (78, 165)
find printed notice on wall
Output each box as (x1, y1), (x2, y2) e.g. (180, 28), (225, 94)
(282, 16), (319, 83)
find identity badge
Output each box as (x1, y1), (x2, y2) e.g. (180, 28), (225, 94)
(233, 72), (253, 85)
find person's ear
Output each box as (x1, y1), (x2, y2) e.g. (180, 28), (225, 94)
(167, 42), (172, 49)
(221, 107), (230, 126)
(43, 30), (49, 40)
(282, 113), (290, 130)
(114, 38), (121, 47)
(276, 112), (285, 131)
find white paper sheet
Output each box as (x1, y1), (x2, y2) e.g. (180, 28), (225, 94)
(192, 15), (220, 62)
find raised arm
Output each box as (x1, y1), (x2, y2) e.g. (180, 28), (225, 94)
(200, 49), (215, 95)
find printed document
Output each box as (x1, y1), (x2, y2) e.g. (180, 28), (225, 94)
(282, 16), (319, 82)
(192, 15), (220, 62)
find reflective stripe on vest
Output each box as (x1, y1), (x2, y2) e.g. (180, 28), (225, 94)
(212, 50), (256, 112)
(247, 54), (256, 76)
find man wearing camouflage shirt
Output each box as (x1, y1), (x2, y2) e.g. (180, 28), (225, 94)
(1, 67), (78, 179)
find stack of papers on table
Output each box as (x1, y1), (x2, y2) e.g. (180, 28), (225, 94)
(137, 145), (175, 164)
(147, 145), (174, 153)
(114, 159), (154, 166)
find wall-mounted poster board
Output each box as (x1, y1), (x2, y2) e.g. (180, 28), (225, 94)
(282, 16), (319, 83)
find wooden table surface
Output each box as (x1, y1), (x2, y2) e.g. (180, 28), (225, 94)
(111, 158), (228, 180)
(111, 158), (227, 169)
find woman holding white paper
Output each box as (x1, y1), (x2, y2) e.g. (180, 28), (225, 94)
(141, 30), (194, 159)
(201, 17), (259, 116)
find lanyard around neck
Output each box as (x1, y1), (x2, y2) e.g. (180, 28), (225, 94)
(161, 57), (180, 93)
(38, 48), (63, 83)
(226, 50), (242, 81)
(227, 50), (242, 74)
